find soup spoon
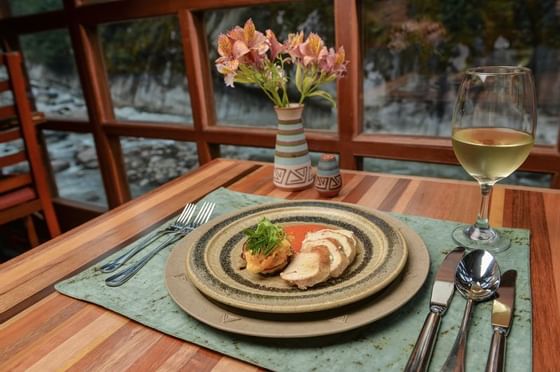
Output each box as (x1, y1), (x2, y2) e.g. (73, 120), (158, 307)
(440, 249), (501, 372)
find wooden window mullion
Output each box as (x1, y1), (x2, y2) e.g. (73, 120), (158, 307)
(178, 9), (219, 164)
(335, 0), (361, 169)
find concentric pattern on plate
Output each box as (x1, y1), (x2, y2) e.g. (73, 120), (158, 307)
(184, 201), (408, 313)
(166, 211), (429, 338)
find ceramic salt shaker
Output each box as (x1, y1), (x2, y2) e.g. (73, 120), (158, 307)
(314, 154), (342, 197)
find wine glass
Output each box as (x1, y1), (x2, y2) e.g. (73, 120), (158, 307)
(451, 66), (536, 252)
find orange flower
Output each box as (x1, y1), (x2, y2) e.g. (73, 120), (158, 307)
(227, 19), (269, 64)
(217, 34), (233, 58)
(285, 32), (305, 60)
(299, 33), (328, 66)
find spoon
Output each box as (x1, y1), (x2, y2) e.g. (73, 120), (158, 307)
(440, 249), (501, 372)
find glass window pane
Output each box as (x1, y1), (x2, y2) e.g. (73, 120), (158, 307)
(363, 157), (551, 187)
(44, 130), (108, 208)
(362, 0), (560, 144)
(121, 137), (199, 198)
(100, 17), (192, 124)
(5, 0), (61, 17)
(220, 145), (274, 162)
(20, 30), (88, 119)
(205, 1), (337, 130)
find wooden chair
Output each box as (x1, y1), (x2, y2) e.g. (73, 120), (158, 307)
(0, 51), (60, 247)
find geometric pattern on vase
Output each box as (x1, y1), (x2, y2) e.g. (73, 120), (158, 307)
(314, 153), (342, 197)
(273, 104), (314, 190)
(315, 174), (342, 191)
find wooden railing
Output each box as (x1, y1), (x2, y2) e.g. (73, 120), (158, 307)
(0, 0), (559, 215)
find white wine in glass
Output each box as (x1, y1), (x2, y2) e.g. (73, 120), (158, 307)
(451, 66), (536, 252)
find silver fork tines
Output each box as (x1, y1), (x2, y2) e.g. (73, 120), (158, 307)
(192, 202), (215, 227)
(105, 201), (215, 287)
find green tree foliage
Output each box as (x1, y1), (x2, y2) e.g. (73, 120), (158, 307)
(20, 30), (74, 75)
(99, 16), (185, 85)
(8, 0), (60, 16)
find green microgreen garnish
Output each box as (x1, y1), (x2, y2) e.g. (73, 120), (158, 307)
(244, 218), (285, 256)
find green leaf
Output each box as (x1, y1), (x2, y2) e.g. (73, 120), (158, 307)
(308, 90), (337, 106)
(295, 63), (303, 93)
(302, 76), (314, 94)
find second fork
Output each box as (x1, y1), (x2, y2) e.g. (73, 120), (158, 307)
(99, 202), (197, 273)
(105, 201), (215, 287)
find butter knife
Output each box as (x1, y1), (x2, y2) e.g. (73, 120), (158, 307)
(404, 247), (465, 372)
(485, 270), (517, 372)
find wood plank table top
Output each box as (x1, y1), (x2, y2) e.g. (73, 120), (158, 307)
(1, 158), (559, 371)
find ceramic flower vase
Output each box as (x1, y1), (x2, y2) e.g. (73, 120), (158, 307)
(273, 104), (314, 191)
(314, 153), (342, 197)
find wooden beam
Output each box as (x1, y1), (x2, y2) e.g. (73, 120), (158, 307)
(0, 10), (67, 35)
(104, 121), (196, 140)
(73, 0), (293, 25)
(335, 0), (361, 169)
(179, 9), (217, 164)
(40, 118), (92, 133)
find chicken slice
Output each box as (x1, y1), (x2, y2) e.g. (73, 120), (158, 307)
(303, 229), (357, 264)
(280, 246), (331, 289)
(301, 238), (349, 278)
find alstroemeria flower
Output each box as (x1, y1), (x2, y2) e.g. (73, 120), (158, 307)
(216, 59), (239, 87)
(320, 46), (348, 77)
(299, 33), (328, 66)
(215, 19), (349, 108)
(217, 34), (233, 59)
(227, 18), (269, 65)
(266, 30), (284, 60)
(285, 32), (305, 60)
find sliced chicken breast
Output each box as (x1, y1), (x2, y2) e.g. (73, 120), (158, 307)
(280, 246), (331, 289)
(303, 229), (357, 263)
(301, 237), (349, 278)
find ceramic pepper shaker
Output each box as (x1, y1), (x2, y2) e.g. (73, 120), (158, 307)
(314, 154), (342, 197)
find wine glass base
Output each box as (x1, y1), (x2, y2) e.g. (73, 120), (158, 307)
(452, 225), (511, 253)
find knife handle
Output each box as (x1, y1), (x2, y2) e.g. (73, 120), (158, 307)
(404, 306), (444, 372)
(485, 327), (507, 372)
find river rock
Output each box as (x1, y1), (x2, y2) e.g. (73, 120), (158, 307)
(50, 159), (70, 173)
(76, 147), (98, 169)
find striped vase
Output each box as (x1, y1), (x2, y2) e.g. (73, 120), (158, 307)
(273, 104), (314, 191)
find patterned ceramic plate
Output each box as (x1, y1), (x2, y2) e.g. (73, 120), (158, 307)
(183, 201), (408, 313)
(166, 212), (429, 338)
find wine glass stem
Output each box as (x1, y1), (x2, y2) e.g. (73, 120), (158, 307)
(476, 183), (493, 229)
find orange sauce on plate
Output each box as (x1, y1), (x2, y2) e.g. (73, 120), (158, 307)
(283, 224), (329, 253)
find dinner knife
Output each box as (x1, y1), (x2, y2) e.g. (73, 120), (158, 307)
(485, 270), (517, 372)
(404, 247), (465, 372)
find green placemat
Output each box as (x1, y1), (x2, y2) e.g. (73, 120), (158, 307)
(55, 188), (531, 371)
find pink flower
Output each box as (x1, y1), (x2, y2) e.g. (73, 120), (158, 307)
(214, 19), (350, 107)
(320, 46), (348, 77)
(266, 30), (284, 60)
(227, 19), (269, 66)
(216, 58), (239, 87)
(285, 32), (305, 60)
(298, 33), (328, 66)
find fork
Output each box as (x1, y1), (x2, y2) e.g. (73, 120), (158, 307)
(105, 201), (215, 287)
(99, 203), (198, 273)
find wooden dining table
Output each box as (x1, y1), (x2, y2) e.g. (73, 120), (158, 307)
(1, 158), (559, 371)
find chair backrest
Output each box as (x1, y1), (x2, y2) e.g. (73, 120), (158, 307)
(0, 51), (60, 239)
